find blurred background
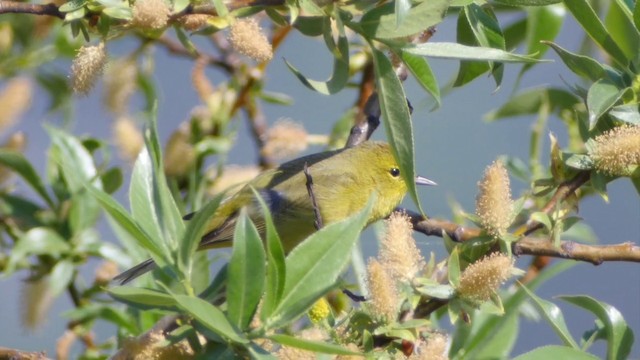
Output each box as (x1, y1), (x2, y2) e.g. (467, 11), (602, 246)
(0, 8), (638, 358)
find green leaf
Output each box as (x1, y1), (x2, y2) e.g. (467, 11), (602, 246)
(587, 79), (631, 128)
(397, 51), (441, 108)
(100, 167), (123, 194)
(88, 185), (164, 260)
(609, 104), (640, 125)
(462, 4), (505, 88)
(454, 7), (490, 87)
(473, 311), (519, 358)
(47, 127), (102, 233)
(5, 228), (70, 273)
(395, 0), (411, 28)
(49, 260), (75, 297)
(59, 0), (87, 12)
(563, 153), (594, 170)
(448, 247), (461, 287)
(521, 5), (564, 74)
(542, 41), (609, 82)
(371, 46), (423, 214)
(485, 88), (580, 121)
(227, 209), (266, 330)
(102, 5), (132, 20)
(635, 1), (640, 31)
(108, 286), (178, 310)
(293, 16), (329, 37)
(179, 193), (224, 282)
(269, 334), (361, 355)
(173, 294), (248, 344)
(513, 346), (599, 360)
(0, 150), (54, 208)
(520, 286), (579, 348)
(605, 0), (640, 63)
(174, 25), (198, 56)
(130, 113), (185, 259)
(564, 0), (629, 69)
(492, 0), (561, 5)
(252, 189), (286, 321)
(530, 212), (552, 230)
(285, 18), (348, 95)
(359, 0), (449, 39)
(590, 172), (610, 202)
(267, 200), (372, 329)
(559, 295), (634, 360)
(403, 42), (543, 63)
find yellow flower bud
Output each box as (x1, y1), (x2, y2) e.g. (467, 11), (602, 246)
(379, 211), (425, 282)
(308, 297), (331, 324)
(456, 252), (514, 305)
(591, 125), (640, 176)
(132, 0), (171, 30)
(366, 259), (399, 321)
(70, 42), (107, 95)
(228, 18), (273, 62)
(475, 160), (514, 237)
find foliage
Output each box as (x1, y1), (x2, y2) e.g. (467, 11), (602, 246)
(0, 0), (638, 359)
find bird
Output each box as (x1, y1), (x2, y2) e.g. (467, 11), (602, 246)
(114, 141), (436, 284)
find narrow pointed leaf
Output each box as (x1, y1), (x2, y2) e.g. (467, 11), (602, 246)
(0, 150), (54, 208)
(252, 188), (286, 321)
(371, 46), (423, 215)
(559, 295), (634, 360)
(404, 42), (543, 63)
(227, 209), (266, 330)
(108, 286), (177, 309)
(564, 0), (629, 68)
(269, 334), (361, 355)
(398, 51), (441, 107)
(520, 285), (579, 348)
(267, 200), (372, 328)
(173, 294), (248, 344)
(360, 0), (449, 39)
(179, 194), (224, 280)
(285, 22), (348, 95)
(513, 346), (599, 360)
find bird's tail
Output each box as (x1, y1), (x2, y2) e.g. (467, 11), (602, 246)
(113, 258), (157, 285)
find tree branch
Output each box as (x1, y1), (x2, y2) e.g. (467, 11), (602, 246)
(406, 210), (640, 264)
(0, 1), (63, 18)
(0, 347), (51, 360)
(513, 238), (640, 264)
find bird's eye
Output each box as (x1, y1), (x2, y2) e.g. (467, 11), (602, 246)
(390, 168), (400, 177)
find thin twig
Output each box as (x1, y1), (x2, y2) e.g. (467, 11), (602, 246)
(0, 1), (63, 18)
(524, 171), (591, 236)
(303, 163), (323, 230)
(155, 36), (234, 73)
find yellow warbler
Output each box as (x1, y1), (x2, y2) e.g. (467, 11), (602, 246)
(115, 141), (435, 284)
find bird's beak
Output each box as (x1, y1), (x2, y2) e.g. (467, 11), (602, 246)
(415, 175), (437, 186)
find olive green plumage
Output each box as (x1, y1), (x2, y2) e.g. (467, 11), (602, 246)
(115, 141), (435, 284)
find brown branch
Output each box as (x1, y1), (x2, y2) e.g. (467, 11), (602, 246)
(0, 347), (51, 360)
(0, 1), (63, 18)
(155, 36), (234, 73)
(514, 238), (640, 264)
(406, 210), (640, 264)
